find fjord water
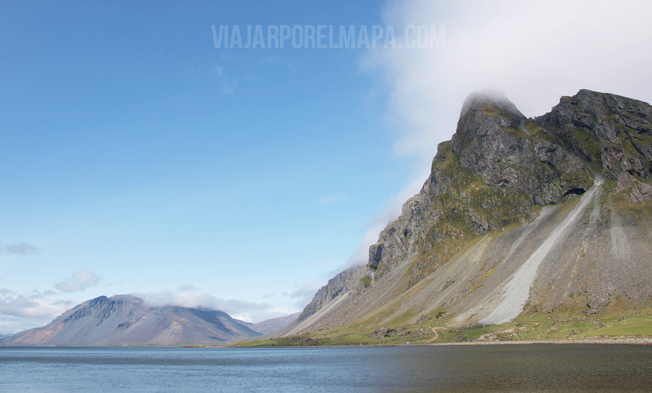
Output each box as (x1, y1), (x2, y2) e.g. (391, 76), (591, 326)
(1, 345), (651, 392)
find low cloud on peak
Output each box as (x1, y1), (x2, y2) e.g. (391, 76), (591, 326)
(140, 289), (291, 323)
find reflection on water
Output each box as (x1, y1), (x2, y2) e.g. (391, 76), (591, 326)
(1, 344), (651, 392)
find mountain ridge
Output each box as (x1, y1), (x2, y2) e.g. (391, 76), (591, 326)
(280, 89), (652, 340)
(1, 295), (295, 346)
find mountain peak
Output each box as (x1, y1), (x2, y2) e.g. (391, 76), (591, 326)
(2, 294), (262, 346)
(289, 90), (652, 340)
(460, 90), (525, 120)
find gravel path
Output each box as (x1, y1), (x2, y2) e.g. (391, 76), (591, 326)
(426, 327), (440, 343)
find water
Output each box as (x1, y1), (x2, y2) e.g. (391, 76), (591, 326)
(1, 344), (651, 392)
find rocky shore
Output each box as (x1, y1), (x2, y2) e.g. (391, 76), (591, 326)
(427, 337), (652, 346)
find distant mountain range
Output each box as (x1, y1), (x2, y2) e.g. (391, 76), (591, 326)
(279, 89), (652, 342)
(2, 295), (297, 346)
(242, 312), (300, 337)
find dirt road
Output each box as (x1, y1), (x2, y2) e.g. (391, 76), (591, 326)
(426, 327), (440, 343)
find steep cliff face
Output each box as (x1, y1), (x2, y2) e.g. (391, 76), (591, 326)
(537, 90), (652, 203)
(372, 92), (595, 287)
(290, 90), (652, 335)
(297, 265), (368, 322)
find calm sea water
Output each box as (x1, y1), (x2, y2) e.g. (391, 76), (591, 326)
(1, 345), (651, 392)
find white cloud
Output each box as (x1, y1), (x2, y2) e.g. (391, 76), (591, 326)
(0, 316), (49, 335)
(285, 280), (325, 308)
(55, 271), (102, 293)
(346, 0), (652, 267)
(140, 289), (289, 323)
(370, 0), (652, 158)
(0, 289), (74, 333)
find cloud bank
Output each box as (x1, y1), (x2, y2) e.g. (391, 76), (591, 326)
(0, 271), (103, 332)
(0, 289), (74, 333)
(141, 287), (292, 323)
(372, 0), (652, 158)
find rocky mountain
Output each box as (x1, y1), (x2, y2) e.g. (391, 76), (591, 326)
(281, 89), (652, 339)
(2, 295), (263, 346)
(241, 312), (300, 337)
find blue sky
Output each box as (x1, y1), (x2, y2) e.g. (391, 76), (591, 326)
(0, 0), (415, 331)
(2, 0), (652, 332)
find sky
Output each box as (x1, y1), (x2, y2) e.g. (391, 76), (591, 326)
(1, 0), (651, 333)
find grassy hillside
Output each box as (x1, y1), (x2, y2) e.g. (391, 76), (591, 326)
(234, 308), (652, 347)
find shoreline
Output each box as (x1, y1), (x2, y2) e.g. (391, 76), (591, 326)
(232, 337), (652, 348)
(422, 337), (652, 346)
(242, 337), (652, 348)
(2, 337), (652, 349)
